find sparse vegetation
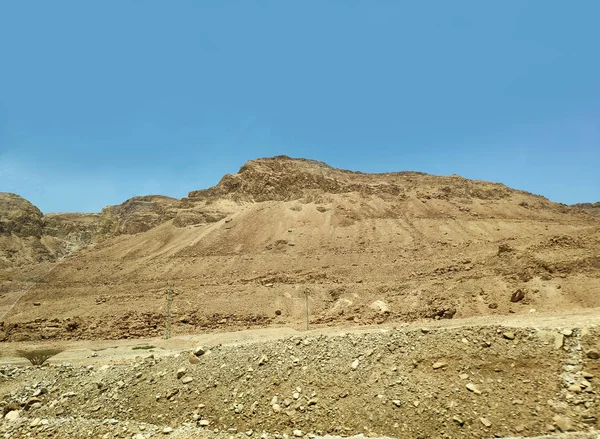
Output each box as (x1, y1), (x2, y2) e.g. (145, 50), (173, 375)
(15, 348), (63, 366)
(131, 345), (155, 350)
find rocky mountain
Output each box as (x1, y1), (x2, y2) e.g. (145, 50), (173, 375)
(0, 156), (598, 342)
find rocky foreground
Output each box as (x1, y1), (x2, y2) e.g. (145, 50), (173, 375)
(1, 322), (599, 439)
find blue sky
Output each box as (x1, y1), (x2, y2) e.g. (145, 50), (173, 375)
(1, 1), (599, 213)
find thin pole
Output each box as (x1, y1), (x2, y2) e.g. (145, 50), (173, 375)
(165, 284), (173, 340)
(305, 289), (309, 331)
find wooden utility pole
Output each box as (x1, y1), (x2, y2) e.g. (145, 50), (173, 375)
(305, 288), (310, 331)
(165, 284), (173, 340)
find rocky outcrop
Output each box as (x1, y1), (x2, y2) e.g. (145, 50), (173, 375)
(573, 202), (600, 216)
(187, 155), (542, 203)
(97, 196), (180, 235)
(0, 193), (44, 238)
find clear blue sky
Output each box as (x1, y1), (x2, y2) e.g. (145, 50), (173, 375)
(1, 1), (599, 213)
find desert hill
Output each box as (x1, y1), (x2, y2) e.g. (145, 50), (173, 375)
(574, 202), (600, 217)
(1, 156), (599, 342)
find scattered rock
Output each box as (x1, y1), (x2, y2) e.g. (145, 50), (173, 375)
(177, 368), (187, 379)
(432, 361), (446, 370)
(554, 333), (564, 350)
(258, 355), (269, 366)
(452, 416), (464, 426)
(567, 384), (582, 393)
(293, 430), (303, 437)
(479, 417), (492, 428)
(4, 410), (20, 421)
(510, 289), (525, 303)
(188, 352), (201, 364)
(586, 349), (600, 360)
(503, 332), (515, 340)
(163, 426), (173, 434)
(466, 383), (482, 394)
(553, 415), (574, 432)
(182, 376), (194, 384)
(351, 359), (359, 370)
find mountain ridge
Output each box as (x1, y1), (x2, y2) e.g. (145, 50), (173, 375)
(1, 156), (598, 342)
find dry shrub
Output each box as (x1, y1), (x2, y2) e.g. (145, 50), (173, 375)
(16, 348), (63, 366)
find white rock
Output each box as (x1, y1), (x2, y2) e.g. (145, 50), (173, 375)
(351, 359), (359, 370)
(480, 417), (492, 427)
(369, 300), (390, 314)
(293, 430), (303, 437)
(4, 410), (20, 421)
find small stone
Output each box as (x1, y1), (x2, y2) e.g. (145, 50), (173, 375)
(272, 404), (281, 413)
(568, 384), (582, 393)
(452, 416), (464, 426)
(293, 430), (303, 437)
(503, 332), (515, 340)
(391, 400), (402, 407)
(466, 383), (482, 394)
(553, 415), (573, 432)
(459, 373), (469, 380)
(177, 368), (187, 379)
(561, 329), (573, 337)
(133, 435), (146, 439)
(188, 352), (201, 364)
(199, 420), (210, 427)
(182, 376), (194, 384)
(163, 426), (173, 434)
(479, 417), (492, 428)
(351, 359), (359, 370)
(586, 349), (600, 360)
(421, 328), (430, 333)
(515, 425), (526, 433)
(581, 371), (594, 379)
(4, 410), (20, 421)
(554, 333), (564, 350)
(432, 361), (446, 370)
(258, 355), (269, 366)
(193, 347), (206, 356)
(293, 392), (300, 400)
(510, 289), (525, 302)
